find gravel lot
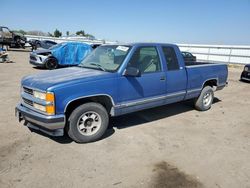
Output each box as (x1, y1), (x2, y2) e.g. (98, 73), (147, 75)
(0, 50), (249, 188)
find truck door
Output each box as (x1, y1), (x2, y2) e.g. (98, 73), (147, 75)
(118, 46), (166, 106)
(161, 46), (187, 103)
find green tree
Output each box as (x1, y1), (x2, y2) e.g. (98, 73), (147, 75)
(54, 29), (62, 38)
(85, 33), (95, 39)
(66, 31), (69, 36)
(76, 30), (85, 36)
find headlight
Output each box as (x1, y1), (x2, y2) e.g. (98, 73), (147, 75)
(33, 90), (46, 100)
(33, 103), (46, 112)
(33, 91), (55, 115)
(244, 66), (249, 72)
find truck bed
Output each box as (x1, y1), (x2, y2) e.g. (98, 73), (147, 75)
(184, 61), (228, 100)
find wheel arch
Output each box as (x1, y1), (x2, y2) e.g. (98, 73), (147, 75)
(202, 78), (218, 89)
(46, 55), (57, 61)
(64, 95), (115, 119)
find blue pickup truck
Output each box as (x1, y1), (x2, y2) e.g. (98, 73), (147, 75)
(16, 43), (228, 143)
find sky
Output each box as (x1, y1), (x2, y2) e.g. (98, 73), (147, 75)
(1, 0), (250, 45)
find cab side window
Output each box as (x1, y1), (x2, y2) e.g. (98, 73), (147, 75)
(162, 47), (179, 71)
(127, 47), (161, 73)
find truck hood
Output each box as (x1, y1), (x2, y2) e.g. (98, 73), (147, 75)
(22, 67), (114, 91)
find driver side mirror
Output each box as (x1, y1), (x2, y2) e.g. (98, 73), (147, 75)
(123, 67), (141, 77)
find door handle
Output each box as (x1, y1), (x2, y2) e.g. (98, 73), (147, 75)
(160, 76), (166, 81)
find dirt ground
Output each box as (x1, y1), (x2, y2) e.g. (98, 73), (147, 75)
(0, 49), (249, 188)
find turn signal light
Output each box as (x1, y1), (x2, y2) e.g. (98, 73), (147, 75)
(46, 93), (55, 102)
(46, 105), (55, 115)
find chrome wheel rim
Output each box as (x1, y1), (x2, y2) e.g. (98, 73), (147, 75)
(203, 92), (212, 107)
(77, 111), (102, 136)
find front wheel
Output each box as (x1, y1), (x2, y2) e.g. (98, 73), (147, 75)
(45, 58), (58, 69)
(67, 102), (109, 143)
(194, 86), (214, 111)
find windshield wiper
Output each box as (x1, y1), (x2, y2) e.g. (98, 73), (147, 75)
(89, 63), (107, 71)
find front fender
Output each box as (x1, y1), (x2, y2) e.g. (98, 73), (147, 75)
(53, 79), (118, 114)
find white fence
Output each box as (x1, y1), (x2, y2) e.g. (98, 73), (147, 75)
(178, 44), (250, 65)
(25, 35), (250, 65)
(25, 35), (115, 45)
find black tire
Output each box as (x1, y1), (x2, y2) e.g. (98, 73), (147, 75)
(194, 86), (214, 111)
(67, 102), (109, 143)
(45, 58), (58, 69)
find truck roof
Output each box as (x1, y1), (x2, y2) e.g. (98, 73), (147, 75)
(103, 42), (178, 48)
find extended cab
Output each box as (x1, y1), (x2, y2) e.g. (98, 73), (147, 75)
(16, 43), (228, 143)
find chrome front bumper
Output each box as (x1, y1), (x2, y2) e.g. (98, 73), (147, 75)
(15, 103), (65, 136)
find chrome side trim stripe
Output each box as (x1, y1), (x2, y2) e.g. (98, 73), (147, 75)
(186, 88), (201, 94)
(186, 63), (227, 68)
(115, 91), (186, 108)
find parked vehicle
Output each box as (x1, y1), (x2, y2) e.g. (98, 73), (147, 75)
(240, 64), (250, 82)
(29, 42), (92, 69)
(29, 39), (57, 50)
(16, 43), (228, 143)
(0, 26), (27, 48)
(182, 51), (196, 62)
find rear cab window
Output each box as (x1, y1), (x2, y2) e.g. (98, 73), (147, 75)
(162, 47), (180, 71)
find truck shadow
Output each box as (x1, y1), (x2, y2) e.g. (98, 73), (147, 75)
(28, 128), (73, 144)
(29, 98), (221, 144)
(110, 98), (221, 130)
(28, 127), (115, 144)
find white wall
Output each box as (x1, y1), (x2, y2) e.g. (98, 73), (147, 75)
(25, 35), (250, 65)
(25, 35), (115, 45)
(178, 44), (250, 65)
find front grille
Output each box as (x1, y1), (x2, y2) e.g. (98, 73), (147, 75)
(30, 55), (36, 61)
(23, 98), (33, 106)
(23, 87), (33, 95)
(22, 87), (34, 108)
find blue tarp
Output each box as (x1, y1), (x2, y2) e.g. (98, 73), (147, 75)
(50, 42), (92, 65)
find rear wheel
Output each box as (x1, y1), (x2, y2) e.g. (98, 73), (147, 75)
(45, 58), (58, 69)
(194, 86), (214, 111)
(67, 102), (109, 143)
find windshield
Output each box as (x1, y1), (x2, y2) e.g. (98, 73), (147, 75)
(79, 45), (131, 72)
